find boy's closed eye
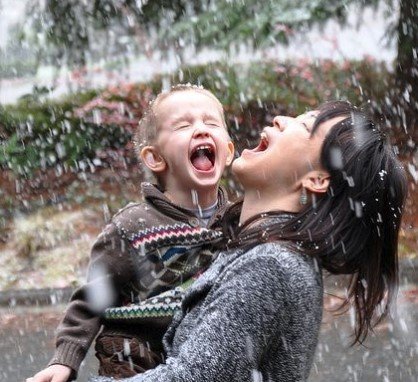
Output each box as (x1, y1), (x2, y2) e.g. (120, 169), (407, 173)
(205, 120), (221, 127)
(174, 122), (191, 130)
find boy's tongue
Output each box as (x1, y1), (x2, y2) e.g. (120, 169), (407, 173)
(192, 153), (213, 171)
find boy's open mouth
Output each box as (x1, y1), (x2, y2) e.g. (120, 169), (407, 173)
(252, 132), (269, 152)
(190, 144), (216, 171)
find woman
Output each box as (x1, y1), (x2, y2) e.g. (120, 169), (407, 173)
(92, 101), (407, 381)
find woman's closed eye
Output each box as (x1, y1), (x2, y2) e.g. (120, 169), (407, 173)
(301, 122), (311, 132)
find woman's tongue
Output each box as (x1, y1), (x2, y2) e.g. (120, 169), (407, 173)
(192, 152), (213, 171)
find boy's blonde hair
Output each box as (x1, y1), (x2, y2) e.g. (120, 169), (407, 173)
(133, 84), (226, 157)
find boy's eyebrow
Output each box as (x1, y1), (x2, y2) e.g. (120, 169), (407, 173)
(202, 112), (223, 120)
(170, 113), (194, 124)
(170, 112), (223, 125)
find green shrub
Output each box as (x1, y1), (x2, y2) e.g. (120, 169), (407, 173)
(0, 88), (132, 176)
(0, 58), (392, 178)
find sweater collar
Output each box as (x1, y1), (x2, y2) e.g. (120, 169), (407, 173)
(140, 182), (229, 226)
(219, 199), (296, 243)
(238, 211), (297, 234)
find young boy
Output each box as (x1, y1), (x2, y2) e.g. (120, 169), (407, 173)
(27, 84), (234, 382)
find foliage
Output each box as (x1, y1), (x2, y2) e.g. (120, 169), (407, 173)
(19, 0), (210, 68)
(164, 59), (391, 150)
(1, 59), (393, 178)
(165, 0), (351, 51)
(17, 0), (389, 66)
(0, 88), (131, 176)
(16, 0), (415, 151)
(158, 0), (416, 149)
(391, 0), (418, 146)
(16, 1), (388, 69)
(0, 25), (38, 79)
(0, 58), (37, 78)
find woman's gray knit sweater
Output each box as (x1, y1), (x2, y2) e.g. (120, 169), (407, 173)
(92, 240), (323, 382)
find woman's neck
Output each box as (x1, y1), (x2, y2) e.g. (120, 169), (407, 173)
(239, 187), (300, 225)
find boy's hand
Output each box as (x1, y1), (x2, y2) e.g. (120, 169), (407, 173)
(26, 364), (72, 382)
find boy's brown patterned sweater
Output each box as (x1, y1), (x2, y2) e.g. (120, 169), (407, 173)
(48, 182), (228, 379)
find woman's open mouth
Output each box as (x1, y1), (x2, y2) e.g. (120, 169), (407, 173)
(190, 144), (216, 172)
(251, 132), (269, 152)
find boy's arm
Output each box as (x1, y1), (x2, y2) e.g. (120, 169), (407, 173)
(28, 222), (136, 381)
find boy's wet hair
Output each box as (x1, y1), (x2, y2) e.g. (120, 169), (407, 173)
(133, 84), (226, 157)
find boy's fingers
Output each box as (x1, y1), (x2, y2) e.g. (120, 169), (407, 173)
(28, 365), (71, 382)
(27, 371), (51, 382)
(27, 377), (48, 382)
(26, 376), (41, 382)
(51, 376), (65, 382)
(26, 377), (46, 382)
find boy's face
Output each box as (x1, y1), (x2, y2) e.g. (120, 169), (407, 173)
(147, 90), (234, 192)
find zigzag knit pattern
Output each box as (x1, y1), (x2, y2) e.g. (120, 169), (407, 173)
(104, 281), (193, 321)
(104, 295), (180, 320)
(105, 224), (223, 321)
(130, 223), (223, 256)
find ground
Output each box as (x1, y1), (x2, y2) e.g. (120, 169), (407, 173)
(1, 280), (417, 381)
(0, 166), (141, 290)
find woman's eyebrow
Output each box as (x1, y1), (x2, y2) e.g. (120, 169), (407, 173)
(305, 112), (318, 119)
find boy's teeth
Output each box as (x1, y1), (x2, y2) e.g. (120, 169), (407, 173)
(194, 145), (213, 154)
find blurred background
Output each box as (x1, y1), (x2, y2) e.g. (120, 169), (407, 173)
(0, 1), (417, 381)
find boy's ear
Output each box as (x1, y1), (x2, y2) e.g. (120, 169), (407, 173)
(302, 170), (330, 194)
(225, 141), (235, 166)
(140, 146), (166, 173)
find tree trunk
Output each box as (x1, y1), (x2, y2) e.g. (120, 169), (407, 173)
(393, 0), (418, 153)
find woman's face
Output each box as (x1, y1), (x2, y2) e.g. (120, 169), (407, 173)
(232, 111), (339, 189)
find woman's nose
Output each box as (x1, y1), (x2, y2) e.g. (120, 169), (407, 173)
(273, 116), (286, 131)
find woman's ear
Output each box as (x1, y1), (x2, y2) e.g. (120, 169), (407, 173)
(226, 141), (235, 165)
(140, 146), (166, 173)
(302, 171), (330, 194)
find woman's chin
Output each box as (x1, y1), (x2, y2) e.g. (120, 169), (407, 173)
(231, 158), (244, 177)
(232, 163), (255, 188)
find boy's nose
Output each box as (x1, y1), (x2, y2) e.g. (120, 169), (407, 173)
(193, 124), (210, 138)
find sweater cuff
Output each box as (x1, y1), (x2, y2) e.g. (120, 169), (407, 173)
(48, 341), (86, 376)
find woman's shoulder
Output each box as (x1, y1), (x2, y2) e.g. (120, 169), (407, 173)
(230, 241), (321, 284)
(242, 241), (308, 263)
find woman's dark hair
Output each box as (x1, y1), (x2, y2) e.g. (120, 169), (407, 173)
(231, 101), (408, 344)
